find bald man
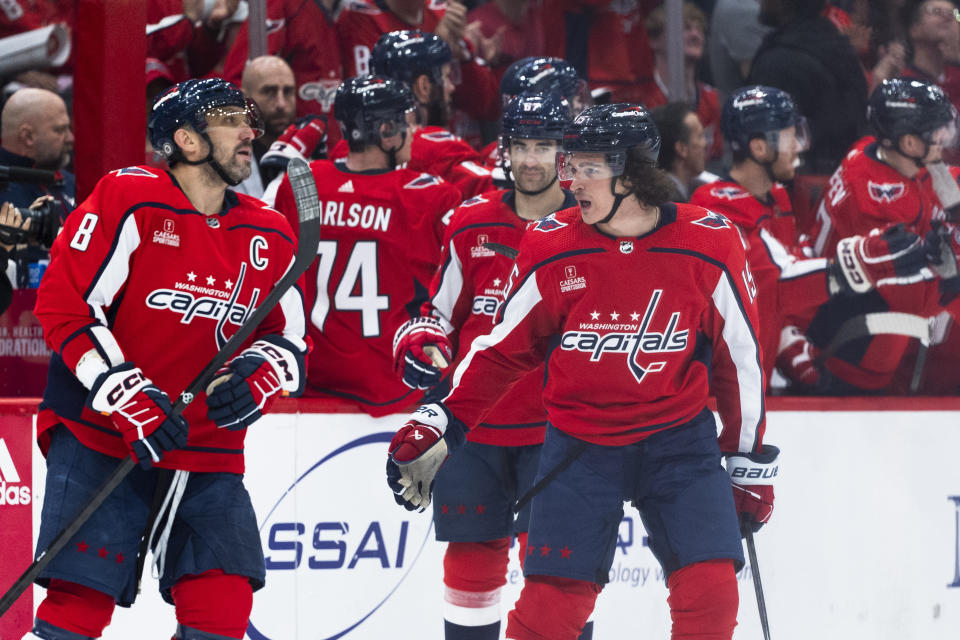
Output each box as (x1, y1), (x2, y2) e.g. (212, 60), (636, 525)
(0, 88), (75, 288)
(235, 55), (297, 198)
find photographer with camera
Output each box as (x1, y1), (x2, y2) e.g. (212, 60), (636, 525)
(0, 87), (74, 289)
(0, 195), (59, 314)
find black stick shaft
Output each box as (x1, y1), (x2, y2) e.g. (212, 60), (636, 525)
(746, 528), (772, 640)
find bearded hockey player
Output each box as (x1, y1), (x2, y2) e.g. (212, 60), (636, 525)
(392, 90), (597, 640)
(386, 104), (777, 640)
(273, 75), (462, 416)
(691, 86), (931, 390)
(29, 78), (308, 640)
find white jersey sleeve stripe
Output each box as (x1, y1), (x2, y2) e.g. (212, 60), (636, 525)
(278, 285), (309, 354)
(431, 239), (464, 335)
(712, 272), (765, 453)
(759, 228), (828, 280)
(85, 215), (141, 314)
(448, 271), (542, 394)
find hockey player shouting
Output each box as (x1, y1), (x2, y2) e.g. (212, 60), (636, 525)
(273, 75), (462, 415)
(392, 90), (589, 639)
(387, 104), (776, 639)
(29, 79), (309, 639)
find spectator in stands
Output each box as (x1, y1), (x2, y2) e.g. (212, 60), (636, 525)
(221, 0), (343, 139)
(464, 0), (547, 78)
(540, 0), (656, 104)
(641, 2), (722, 160)
(148, 0), (247, 80)
(0, 88), (74, 289)
(748, 0), (868, 174)
(709, 0), (771, 100)
(900, 0), (960, 114)
(650, 102), (713, 201)
(236, 55), (297, 197)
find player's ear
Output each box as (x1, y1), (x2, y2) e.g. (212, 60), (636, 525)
(173, 127), (202, 160)
(748, 137), (769, 161)
(897, 133), (922, 157)
(411, 74), (433, 105)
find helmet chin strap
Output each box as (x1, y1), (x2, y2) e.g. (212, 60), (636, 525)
(376, 128), (407, 169)
(597, 177), (629, 225)
(181, 132), (243, 187)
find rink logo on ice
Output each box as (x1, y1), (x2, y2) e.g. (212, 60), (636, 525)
(248, 432), (433, 640)
(0, 437), (30, 506)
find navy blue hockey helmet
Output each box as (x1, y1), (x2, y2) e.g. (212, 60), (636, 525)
(148, 78), (264, 163)
(334, 75), (417, 147)
(560, 104), (661, 167)
(869, 78), (957, 148)
(721, 85), (807, 153)
(371, 30), (452, 87)
(501, 91), (572, 141)
(500, 57), (586, 109)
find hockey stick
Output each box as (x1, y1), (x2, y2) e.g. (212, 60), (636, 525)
(0, 158), (321, 618)
(483, 241), (519, 261)
(744, 527), (772, 640)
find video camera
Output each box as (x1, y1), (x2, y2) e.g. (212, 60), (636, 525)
(0, 164), (62, 249)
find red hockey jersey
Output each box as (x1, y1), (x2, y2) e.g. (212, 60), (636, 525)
(34, 167), (307, 473)
(443, 203), (766, 453)
(273, 159), (462, 415)
(329, 126), (493, 198)
(807, 140), (939, 258)
(690, 180), (830, 382)
(424, 189), (578, 446)
(336, 0), (500, 122)
(221, 0), (343, 143)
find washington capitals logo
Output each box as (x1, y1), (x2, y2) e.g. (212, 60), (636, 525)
(421, 130), (458, 142)
(692, 211), (731, 229)
(460, 195), (488, 208)
(867, 180), (905, 204)
(113, 166), (158, 178)
(560, 289), (688, 384)
(404, 173), (443, 189)
(710, 186), (748, 200)
(531, 213), (567, 232)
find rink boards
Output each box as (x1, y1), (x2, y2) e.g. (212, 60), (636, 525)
(1, 397), (959, 640)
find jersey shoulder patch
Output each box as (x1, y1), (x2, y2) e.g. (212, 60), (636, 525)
(691, 210), (732, 230)
(342, 0), (380, 15)
(111, 166), (160, 178)
(420, 129), (459, 143)
(708, 185), (749, 200)
(404, 173), (444, 189)
(459, 194), (489, 208)
(867, 180), (905, 204)
(530, 212), (567, 232)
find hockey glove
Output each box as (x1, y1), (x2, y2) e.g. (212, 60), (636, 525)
(387, 403), (465, 511)
(205, 335), (305, 430)
(260, 114), (328, 170)
(87, 363), (188, 469)
(392, 316), (453, 390)
(775, 326), (821, 388)
(924, 222), (960, 303)
(725, 444), (780, 535)
(829, 224), (927, 295)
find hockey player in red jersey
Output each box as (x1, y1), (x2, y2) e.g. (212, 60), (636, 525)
(28, 79), (308, 640)
(273, 75), (462, 415)
(386, 104), (776, 639)
(692, 85), (932, 391)
(392, 91), (590, 639)
(336, 0), (500, 123)
(801, 78), (959, 392)
(371, 30), (495, 197)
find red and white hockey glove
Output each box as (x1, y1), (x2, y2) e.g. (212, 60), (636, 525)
(725, 445), (780, 535)
(205, 335), (305, 430)
(386, 403), (465, 511)
(87, 363), (188, 469)
(830, 224), (927, 295)
(392, 316), (453, 390)
(260, 114), (328, 170)
(775, 326), (821, 388)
